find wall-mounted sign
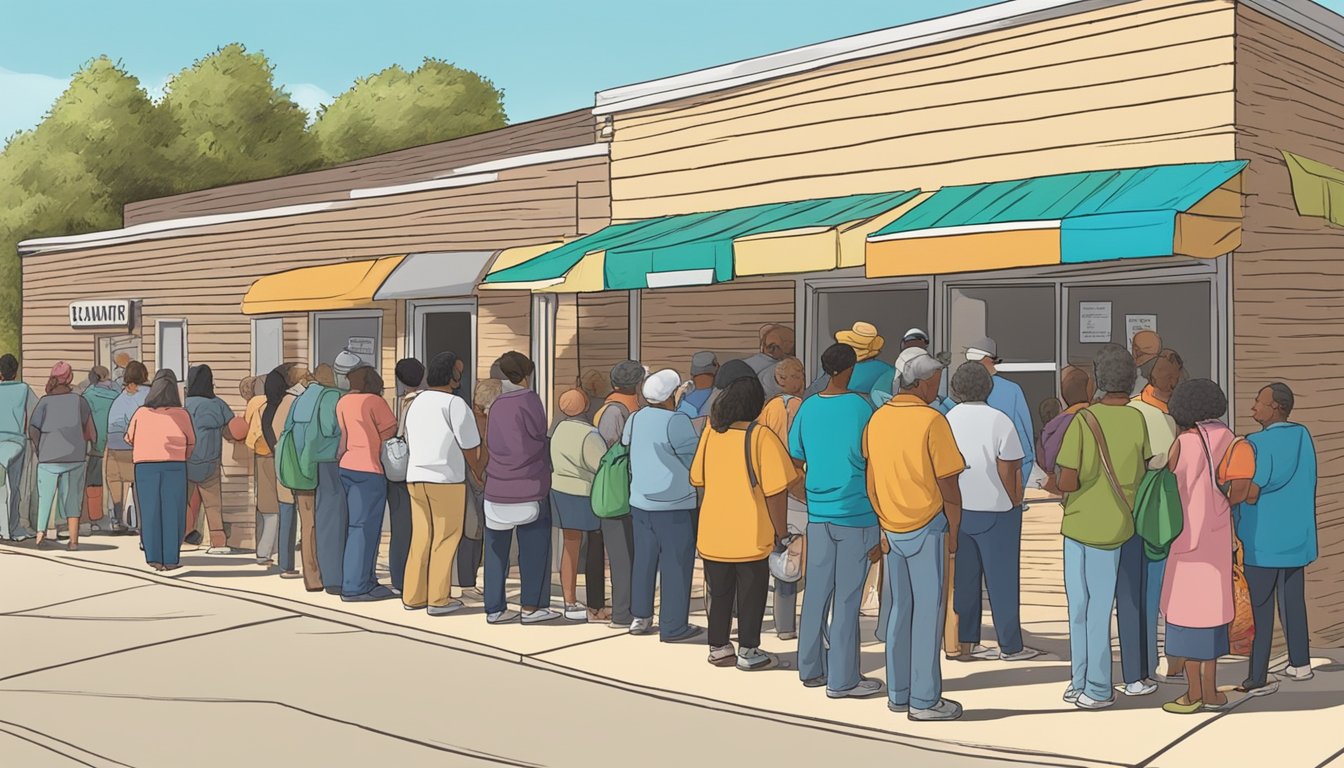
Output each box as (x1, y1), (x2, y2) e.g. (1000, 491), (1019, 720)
(347, 336), (376, 363)
(70, 300), (132, 329)
(1078, 301), (1112, 343)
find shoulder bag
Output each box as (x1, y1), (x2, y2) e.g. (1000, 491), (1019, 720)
(381, 394), (414, 483)
(1076, 408), (1131, 515)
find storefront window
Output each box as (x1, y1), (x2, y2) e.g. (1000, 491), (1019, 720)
(1066, 281), (1212, 381)
(313, 312), (381, 372)
(155, 319), (188, 382)
(252, 318), (283, 376)
(814, 285), (930, 368)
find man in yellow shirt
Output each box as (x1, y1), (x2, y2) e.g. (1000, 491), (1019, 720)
(863, 347), (965, 722)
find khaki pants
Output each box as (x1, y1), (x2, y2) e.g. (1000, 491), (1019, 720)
(405, 482), (466, 609)
(943, 549), (960, 656)
(294, 491), (322, 591)
(104, 450), (136, 526)
(188, 469), (227, 548)
(254, 455), (279, 515)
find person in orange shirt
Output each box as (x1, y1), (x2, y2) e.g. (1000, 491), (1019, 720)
(863, 347), (965, 722)
(125, 370), (196, 572)
(336, 366), (398, 602)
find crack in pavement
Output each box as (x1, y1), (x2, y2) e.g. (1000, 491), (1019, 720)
(0, 717), (128, 767)
(1, 585), (152, 617)
(6, 614), (210, 622)
(0, 689), (540, 767)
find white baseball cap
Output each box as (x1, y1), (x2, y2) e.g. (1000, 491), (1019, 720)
(894, 347), (946, 389)
(642, 369), (683, 404)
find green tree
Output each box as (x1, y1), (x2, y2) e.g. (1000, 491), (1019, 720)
(312, 58), (506, 165)
(0, 58), (175, 356)
(159, 43), (320, 189)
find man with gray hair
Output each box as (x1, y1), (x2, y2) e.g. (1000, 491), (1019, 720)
(1055, 344), (1153, 710)
(596, 360), (645, 448)
(967, 337), (1035, 500)
(946, 363), (1039, 663)
(863, 347), (966, 721)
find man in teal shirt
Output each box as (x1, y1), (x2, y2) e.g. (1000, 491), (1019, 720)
(1237, 383), (1318, 693)
(0, 354), (36, 541)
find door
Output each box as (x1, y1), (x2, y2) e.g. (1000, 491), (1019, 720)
(96, 334), (141, 385)
(810, 283), (931, 380)
(312, 311), (382, 372)
(946, 284), (1058, 434)
(411, 300), (475, 401)
(251, 317), (284, 376)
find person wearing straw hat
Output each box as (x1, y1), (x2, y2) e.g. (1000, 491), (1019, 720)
(807, 322), (895, 406)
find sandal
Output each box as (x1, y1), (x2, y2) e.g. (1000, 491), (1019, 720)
(1162, 698), (1204, 715)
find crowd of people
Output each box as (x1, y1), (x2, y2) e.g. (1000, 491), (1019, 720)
(0, 318), (1319, 721)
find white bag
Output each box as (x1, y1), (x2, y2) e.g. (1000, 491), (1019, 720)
(769, 525), (806, 583)
(484, 500), (539, 531)
(381, 395), (412, 482)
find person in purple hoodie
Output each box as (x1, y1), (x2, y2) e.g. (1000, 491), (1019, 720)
(482, 352), (559, 625)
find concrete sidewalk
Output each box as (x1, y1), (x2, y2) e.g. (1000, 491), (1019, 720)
(4, 522), (1341, 768)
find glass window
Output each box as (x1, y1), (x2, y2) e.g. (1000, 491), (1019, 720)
(949, 285), (1056, 363)
(314, 313), (381, 372)
(1066, 281), (1212, 381)
(815, 286), (930, 366)
(155, 320), (187, 382)
(252, 318), (283, 376)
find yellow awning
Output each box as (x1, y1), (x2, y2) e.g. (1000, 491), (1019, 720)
(241, 256), (404, 315)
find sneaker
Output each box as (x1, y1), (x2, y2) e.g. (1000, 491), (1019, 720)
(629, 617), (655, 636)
(487, 610), (521, 624)
(427, 601), (465, 617)
(461, 586), (485, 601)
(388, 587), (402, 597)
(341, 585), (397, 603)
(948, 644), (995, 661)
(662, 625), (704, 644)
(1076, 692), (1116, 710)
(1000, 647), (1042, 662)
(827, 677), (884, 699)
(802, 675), (827, 688)
(278, 570), (302, 579)
(736, 647), (779, 671)
(184, 530), (203, 546)
(708, 644), (737, 667)
(205, 546), (234, 555)
(1123, 680), (1159, 697)
(607, 619), (632, 631)
(909, 698), (964, 721)
(1282, 665), (1314, 682)
(521, 608), (561, 624)
(404, 603), (426, 611)
(563, 603), (589, 622)
(888, 701), (909, 714)
(1063, 688), (1082, 704)
(1235, 678), (1281, 697)
(778, 631), (798, 641)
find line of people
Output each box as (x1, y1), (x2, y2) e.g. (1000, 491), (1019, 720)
(0, 318), (1319, 721)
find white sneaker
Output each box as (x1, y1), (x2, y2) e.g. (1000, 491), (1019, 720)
(462, 587), (485, 601)
(487, 610), (520, 625)
(1283, 665), (1314, 681)
(427, 600), (465, 617)
(827, 677), (884, 699)
(629, 617), (655, 635)
(563, 603), (589, 621)
(521, 608), (561, 625)
(908, 698), (963, 721)
(1123, 680), (1159, 697)
(1000, 647), (1042, 662)
(1076, 692), (1116, 710)
(205, 546), (234, 555)
(736, 647), (779, 671)
(1063, 688), (1082, 704)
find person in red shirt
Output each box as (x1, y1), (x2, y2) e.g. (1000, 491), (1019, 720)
(336, 366), (397, 602)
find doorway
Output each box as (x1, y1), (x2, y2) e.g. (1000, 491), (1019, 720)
(96, 334), (142, 386)
(808, 281), (932, 380)
(410, 300), (475, 402)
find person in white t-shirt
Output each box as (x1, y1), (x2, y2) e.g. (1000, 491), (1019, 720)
(945, 362), (1040, 663)
(403, 351), (484, 617)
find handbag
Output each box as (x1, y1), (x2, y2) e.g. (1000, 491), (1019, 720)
(381, 395), (414, 483)
(769, 524), (806, 583)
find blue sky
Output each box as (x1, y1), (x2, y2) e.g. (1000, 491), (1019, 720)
(4, 0), (1344, 139)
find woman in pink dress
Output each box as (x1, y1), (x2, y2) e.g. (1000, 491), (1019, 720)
(1161, 379), (1254, 714)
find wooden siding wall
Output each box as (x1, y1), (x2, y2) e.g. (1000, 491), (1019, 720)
(21, 158), (607, 545)
(1234, 7), (1344, 646)
(554, 295), (580, 409)
(639, 282), (795, 374)
(476, 292), (532, 383)
(575, 293), (630, 381)
(124, 110), (597, 225)
(608, 0), (1238, 221)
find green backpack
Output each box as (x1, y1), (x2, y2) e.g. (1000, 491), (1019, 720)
(276, 409), (317, 492)
(1134, 467), (1183, 561)
(591, 441), (632, 519)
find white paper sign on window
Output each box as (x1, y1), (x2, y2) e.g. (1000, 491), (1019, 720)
(346, 336), (377, 363)
(1125, 314), (1158, 345)
(1079, 301), (1112, 343)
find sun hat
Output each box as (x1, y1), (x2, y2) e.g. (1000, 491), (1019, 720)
(835, 322), (885, 361)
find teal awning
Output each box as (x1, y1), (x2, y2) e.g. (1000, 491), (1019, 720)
(868, 161), (1246, 264)
(483, 190), (920, 290)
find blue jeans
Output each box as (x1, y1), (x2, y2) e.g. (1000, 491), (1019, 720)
(630, 507), (696, 640)
(35, 461), (85, 532)
(135, 462), (187, 567)
(278, 498), (298, 572)
(799, 522), (879, 692)
(1147, 557), (1166, 670)
(339, 468), (388, 597)
(316, 462), (348, 592)
(1116, 533), (1157, 684)
(953, 507), (1024, 654)
(484, 499), (553, 615)
(1063, 538), (1123, 701)
(883, 513), (948, 710)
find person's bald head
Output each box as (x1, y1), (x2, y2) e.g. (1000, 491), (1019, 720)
(759, 324), (796, 361)
(1132, 330), (1162, 368)
(1060, 365), (1093, 407)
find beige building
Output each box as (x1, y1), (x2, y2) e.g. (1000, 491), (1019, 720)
(488, 0), (1344, 644)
